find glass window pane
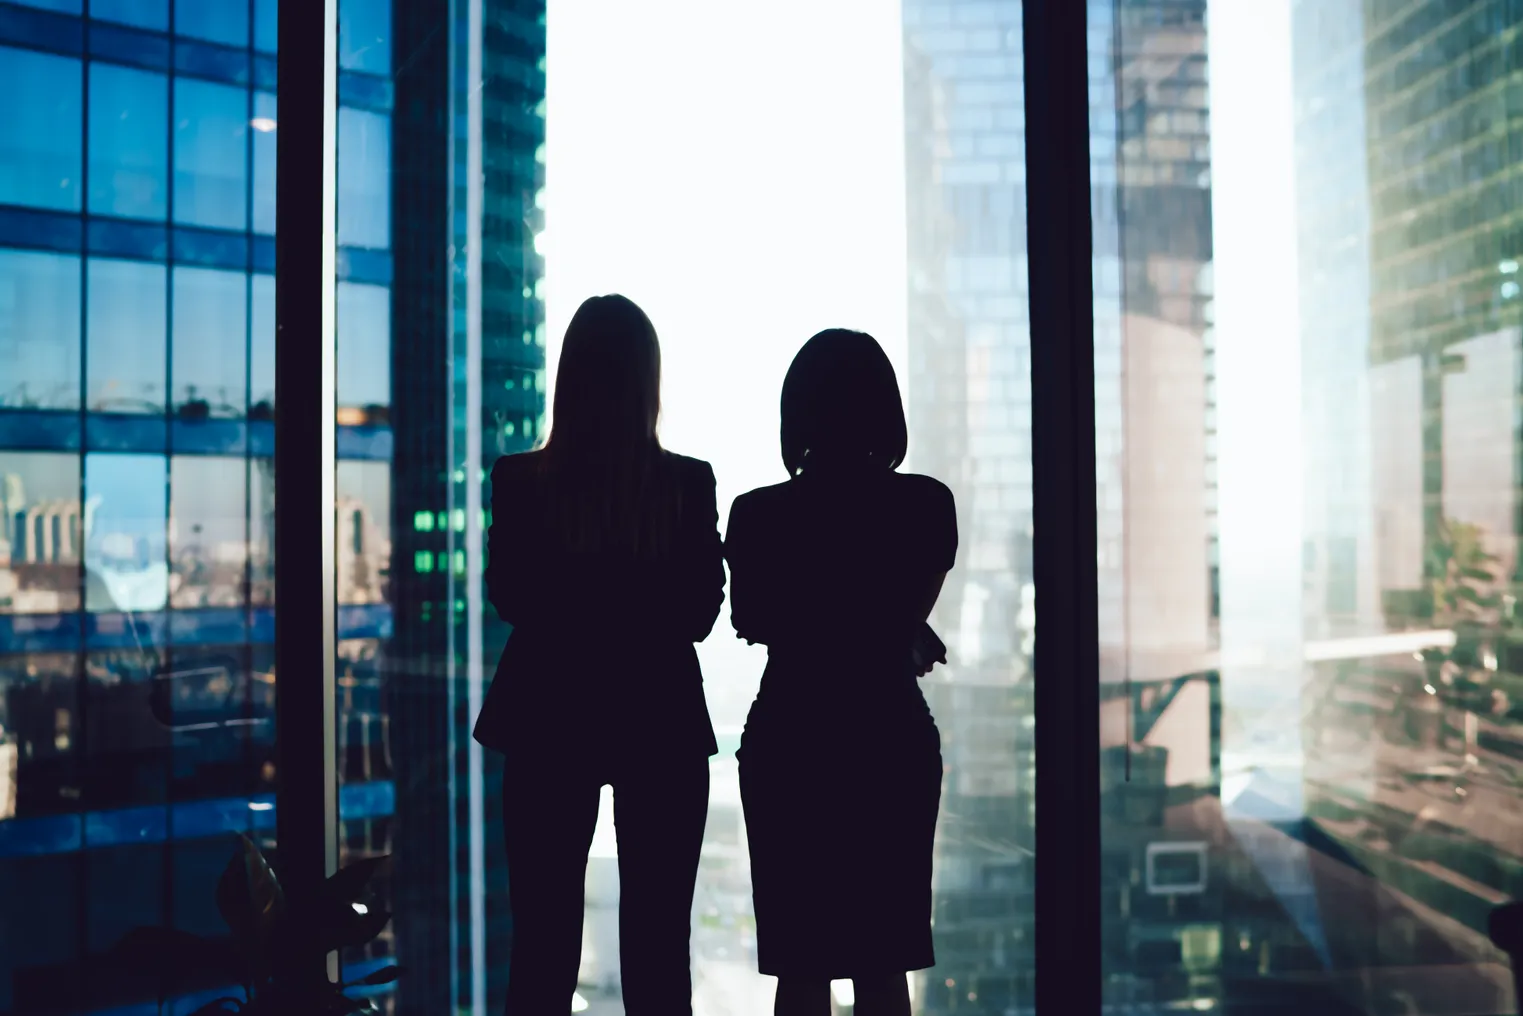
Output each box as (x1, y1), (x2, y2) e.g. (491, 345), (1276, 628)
(92, 0), (169, 31)
(84, 453), (168, 614)
(171, 267), (247, 417)
(250, 457), (272, 606)
(252, 92), (276, 236)
(336, 461), (389, 607)
(337, 282), (390, 415)
(9, 0), (81, 11)
(0, 48), (82, 212)
(255, 0), (278, 53)
(0, 250), (81, 412)
(173, 78), (249, 232)
(87, 258), (167, 414)
(170, 456), (246, 609)
(1094, 2), (1523, 1012)
(174, 0), (249, 48)
(339, 0), (390, 75)
(250, 273), (274, 417)
(0, 453), (82, 614)
(337, 107), (390, 250)
(88, 64), (169, 221)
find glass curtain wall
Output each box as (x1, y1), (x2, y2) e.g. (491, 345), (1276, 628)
(1092, 0), (1523, 1012)
(0, 1), (284, 1011)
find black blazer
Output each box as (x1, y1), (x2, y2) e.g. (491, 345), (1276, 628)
(472, 449), (725, 765)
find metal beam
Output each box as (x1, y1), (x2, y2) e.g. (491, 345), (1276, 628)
(275, 0), (339, 987)
(1023, 0), (1102, 1011)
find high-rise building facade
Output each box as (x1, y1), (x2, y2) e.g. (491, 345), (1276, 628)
(0, 1), (545, 1012)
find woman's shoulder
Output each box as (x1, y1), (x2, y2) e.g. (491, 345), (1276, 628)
(890, 470), (952, 496)
(658, 449), (716, 483)
(492, 449), (545, 481)
(890, 471), (956, 515)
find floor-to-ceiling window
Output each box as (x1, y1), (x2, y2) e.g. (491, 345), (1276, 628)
(1093, 1), (1523, 1012)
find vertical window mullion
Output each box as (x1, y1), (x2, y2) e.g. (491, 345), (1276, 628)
(274, 0), (339, 988)
(1022, 0), (1102, 1013)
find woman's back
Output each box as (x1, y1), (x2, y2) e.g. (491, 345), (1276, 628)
(726, 469), (957, 676)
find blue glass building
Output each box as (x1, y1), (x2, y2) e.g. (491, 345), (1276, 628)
(0, 0), (545, 1011)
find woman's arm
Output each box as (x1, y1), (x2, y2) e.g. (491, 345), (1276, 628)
(724, 493), (781, 646)
(674, 459), (726, 643)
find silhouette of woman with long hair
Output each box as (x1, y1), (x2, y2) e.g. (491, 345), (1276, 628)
(474, 294), (725, 1015)
(725, 329), (957, 1016)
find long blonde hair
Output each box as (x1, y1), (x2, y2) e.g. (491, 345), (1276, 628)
(537, 294), (680, 557)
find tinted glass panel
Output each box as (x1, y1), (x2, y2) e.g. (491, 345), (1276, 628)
(87, 258), (167, 414)
(91, 0), (169, 32)
(0, 250), (81, 412)
(254, 0), (277, 53)
(171, 266), (247, 417)
(0, 48), (81, 213)
(249, 273), (274, 417)
(169, 456), (246, 610)
(252, 92), (276, 236)
(173, 0), (248, 48)
(337, 106), (390, 250)
(84, 453), (167, 614)
(0, 453), (82, 614)
(336, 282), (390, 414)
(172, 78), (249, 232)
(339, 0), (389, 75)
(9, 0), (81, 12)
(88, 64), (169, 221)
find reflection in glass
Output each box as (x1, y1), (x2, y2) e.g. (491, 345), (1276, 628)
(0, 653), (78, 821)
(8, 0), (81, 12)
(83, 648), (167, 811)
(85, 453), (168, 614)
(0, 454), (82, 614)
(338, 107), (391, 250)
(0, 47), (81, 212)
(339, 0), (390, 75)
(170, 457), (246, 609)
(1092, 2), (1523, 1013)
(88, 64), (169, 220)
(172, 266), (248, 417)
(174, 0), (249, 48)
(173, 78), (249, 232)
(250, 458), (273, 606)
(253, 92), (277, 236)
(88, 258), (167, 414)
(337, 282), (391, 415)
(250, 274), (275, 418)
(336, 462), (390, 607)
(0, 250), (82, 411)
(91, 0), (169, 31)
(255, 0), (277, 53)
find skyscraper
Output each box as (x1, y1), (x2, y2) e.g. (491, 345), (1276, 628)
(0, 1), (545, 1012)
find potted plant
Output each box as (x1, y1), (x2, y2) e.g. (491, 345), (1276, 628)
(114, 835), (398, 1015)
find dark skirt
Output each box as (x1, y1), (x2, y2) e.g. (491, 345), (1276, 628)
(738, 678), (943, 978)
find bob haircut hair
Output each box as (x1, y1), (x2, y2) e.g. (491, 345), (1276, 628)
(780, 328), (908, 476)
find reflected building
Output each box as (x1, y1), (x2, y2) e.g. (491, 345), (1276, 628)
(1288, 0), (1523, 1010)
(903, 0), (1219, 1011)
(0, 0), (541, 1013)
(901, 3), (1036, 1012)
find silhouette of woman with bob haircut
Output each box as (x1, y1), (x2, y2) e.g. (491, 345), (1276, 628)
(474, 293), (725, 1015)
(725, 329), (957, 1016)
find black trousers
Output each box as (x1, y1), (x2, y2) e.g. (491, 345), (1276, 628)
(501, 755), (710, 1015)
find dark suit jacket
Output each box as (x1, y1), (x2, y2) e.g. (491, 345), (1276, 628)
(472, 449), (725, 767)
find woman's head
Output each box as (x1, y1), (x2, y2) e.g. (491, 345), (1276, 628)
(545, 294), (662, 455)
(780, 328), (908, 476)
